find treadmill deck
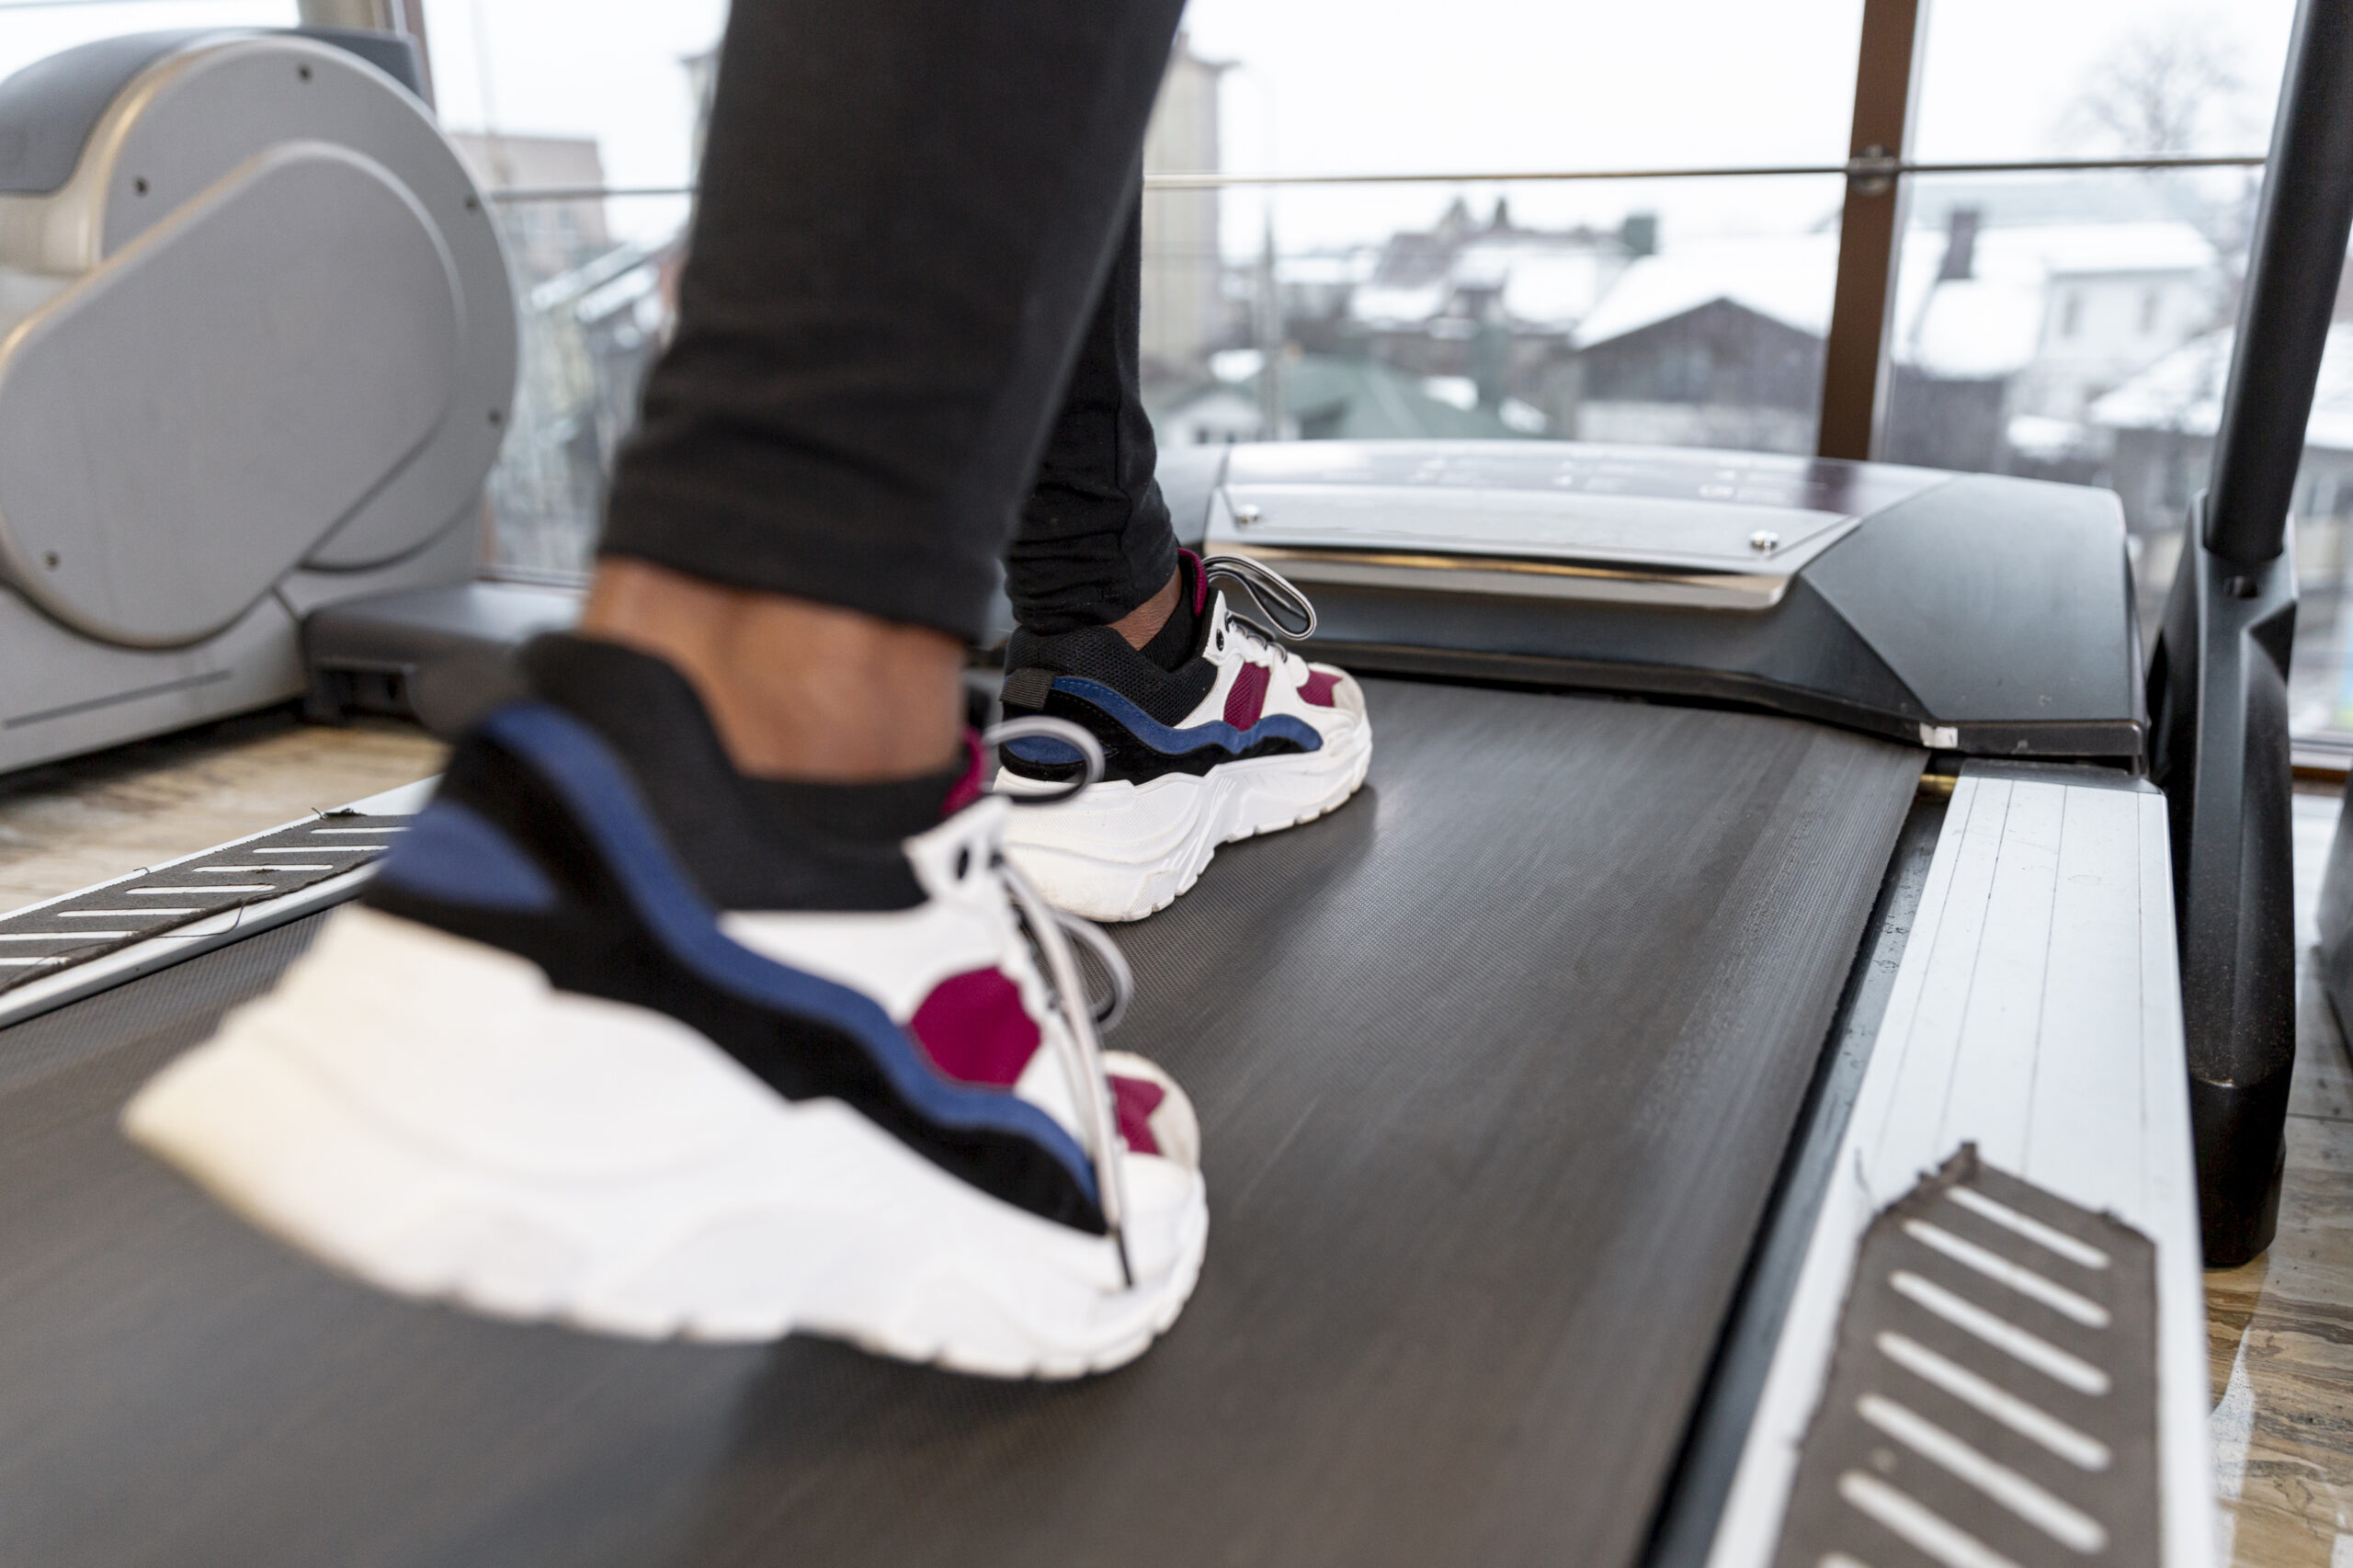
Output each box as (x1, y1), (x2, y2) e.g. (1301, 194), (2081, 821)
(0, 679), (1921, 1567)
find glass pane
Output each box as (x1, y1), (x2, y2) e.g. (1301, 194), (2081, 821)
(1153, 174), (1847, 453)
(483, 190), (687, 581)
(1885, 6), (2353, 741)
(427, 0), (720, 580)
(1179, 0), (1863, 177)
(417, 0), (722, 209)
(1149, 0), (1865, 451)
(1911, 1), (2294, 162)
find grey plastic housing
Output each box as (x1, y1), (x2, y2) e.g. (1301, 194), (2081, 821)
(0, 29), (513, 772)
(0, 28), (423, 196)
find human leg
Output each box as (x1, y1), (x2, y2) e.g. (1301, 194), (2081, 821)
(992, 212), (1373, 922)
(124, 0), (1206, 1375)
(1005, 202), (1183, 645)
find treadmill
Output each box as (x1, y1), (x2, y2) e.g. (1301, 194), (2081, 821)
(2, 5), (2347, 1565)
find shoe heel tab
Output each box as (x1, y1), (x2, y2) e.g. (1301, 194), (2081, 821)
(1001, 665), (1056, 714)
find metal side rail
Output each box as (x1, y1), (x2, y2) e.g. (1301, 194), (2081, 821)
(1704, 762), (2211, 1568)
(0, 777), (435, 1029)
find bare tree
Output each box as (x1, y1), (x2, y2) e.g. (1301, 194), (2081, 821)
(2063, 16), (2254, 153)
(2057, 15), (2265, 257)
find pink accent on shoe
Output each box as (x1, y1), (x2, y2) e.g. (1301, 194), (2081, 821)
(943, 732), (987, 815)
(905, 968), (1040, 1086)
(1111, 1073), (1166, 1156)
(1300, 670), (1341, 708)
(1180, 548), (1207, 614)
(1224, 662), (1271, 729)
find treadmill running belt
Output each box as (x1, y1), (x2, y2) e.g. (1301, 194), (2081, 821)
(0, 680), (1920, 1568)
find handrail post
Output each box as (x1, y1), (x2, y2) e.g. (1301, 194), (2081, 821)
(2155, 0), (2353, 1265)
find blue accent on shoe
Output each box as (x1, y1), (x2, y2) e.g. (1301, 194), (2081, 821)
(477, 703), (1098, 1202)
(374, 801), (559, 913)
(1006, 676), (1324, 765)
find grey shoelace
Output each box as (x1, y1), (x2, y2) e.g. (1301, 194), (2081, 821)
(981, 714), (1137, 1286)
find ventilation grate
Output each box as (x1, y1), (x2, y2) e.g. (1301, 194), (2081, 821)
(0, 812), (405, 994)
(1770, 1146), (2158, 1568)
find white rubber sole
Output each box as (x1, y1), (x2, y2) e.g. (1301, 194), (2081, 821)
(121, 907), (1208, 1378)
(996, 718), (1371, 923)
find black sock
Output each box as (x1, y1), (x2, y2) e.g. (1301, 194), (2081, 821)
(746, 763), (964, 845)
(1137, 580), (1199, 672)
(515, 633), (931, 910)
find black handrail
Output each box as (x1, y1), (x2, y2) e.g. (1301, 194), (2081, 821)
(2206, 0), (2353, 569)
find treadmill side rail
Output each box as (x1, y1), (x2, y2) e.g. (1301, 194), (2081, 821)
(0, 776), (430, 1030)
(1705, 766), (2211, 1568)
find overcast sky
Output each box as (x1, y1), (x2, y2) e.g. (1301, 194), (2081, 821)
(0, 0), (2303, 251)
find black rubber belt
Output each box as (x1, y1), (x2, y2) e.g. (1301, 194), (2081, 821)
(0, 679), (1921, 1567)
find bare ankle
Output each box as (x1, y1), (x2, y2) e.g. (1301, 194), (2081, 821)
(581, 559), (964, 780)
(1109, 568), (1183, 652)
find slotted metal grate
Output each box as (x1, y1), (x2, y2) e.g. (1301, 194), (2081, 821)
(0, 813), (405, 994)
(1771, 1147), (2159, 1568)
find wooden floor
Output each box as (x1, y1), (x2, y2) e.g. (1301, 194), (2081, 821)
(4, 709), (2351, 1564)
(2211, 786), (2353, 1568)
(0, 708), (444, 913)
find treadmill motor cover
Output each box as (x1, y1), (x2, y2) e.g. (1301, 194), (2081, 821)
(1199, 442), (2144, 763)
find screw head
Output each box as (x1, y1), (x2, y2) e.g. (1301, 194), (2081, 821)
(1748, 529), (1779, 553)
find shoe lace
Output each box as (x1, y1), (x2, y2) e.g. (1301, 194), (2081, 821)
(982, 714), (1102, 805)
(1200, 553), (1317, 644)
(980, 716), (1132, 1028)
(980, 715), (1138, 1285)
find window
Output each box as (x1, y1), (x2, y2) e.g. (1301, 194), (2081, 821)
(20, 0), (2324, 735)
(1870, 0), (2353, 744)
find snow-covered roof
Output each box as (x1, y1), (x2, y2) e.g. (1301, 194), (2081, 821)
(1572, 234), (1846, 348)
(1501, 250), (1614, 329)
(2088, 323), (2353, 451)
(1886, 220), (2217, 379)
(1564, 220), (2217, 369)
(1971, 221), (2216, 280)
(1350, 280), (1450, 328)
(1279, 249), (1379, 288)
(1899, 277), (2046, 379)
(1450, 240), (1518, 290)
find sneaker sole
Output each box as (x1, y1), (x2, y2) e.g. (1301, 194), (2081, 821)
(996, 720), (1371, 923)
(121, 907), (1208, 1379)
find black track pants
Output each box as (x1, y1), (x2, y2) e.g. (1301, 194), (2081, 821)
(599, 0), (1186, 643)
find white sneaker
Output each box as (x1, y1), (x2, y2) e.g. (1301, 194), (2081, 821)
(995, 551), (1371, 922)
(124, 642), (1206, 1379)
